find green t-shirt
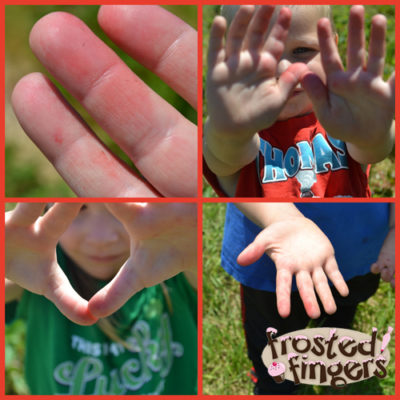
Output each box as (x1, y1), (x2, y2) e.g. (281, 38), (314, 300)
(6, 248), (197, 395)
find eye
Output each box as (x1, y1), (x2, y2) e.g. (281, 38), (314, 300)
(293, 47), (315, 55)
(80, 205), (88, 212)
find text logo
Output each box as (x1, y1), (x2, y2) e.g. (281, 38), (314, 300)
(262, 327), (392, 389)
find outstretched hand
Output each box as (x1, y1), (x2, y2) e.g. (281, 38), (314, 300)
(207, 5), (308, 138)
(88, 203), (197, 318)
(301, 5), (395, 164)
(11, 6), (197, 197)
(5, 203), (97, 325)
(237, 216), (349, 319)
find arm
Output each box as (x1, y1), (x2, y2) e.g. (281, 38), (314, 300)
(205, 6), (308, 189)
(236, 202), (349, 319)
(5, 279), (24, 303)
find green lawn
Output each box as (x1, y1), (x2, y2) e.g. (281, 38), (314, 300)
(202, 203), (395, 395)
(202, 5), (395, 197)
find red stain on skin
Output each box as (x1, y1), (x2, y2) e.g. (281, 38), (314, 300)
(54, 129), (63, 144)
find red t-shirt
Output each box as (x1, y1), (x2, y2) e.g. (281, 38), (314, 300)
(204, 113), (370, 198)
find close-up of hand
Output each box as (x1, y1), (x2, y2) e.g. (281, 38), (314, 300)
(237, 216), (349, 319)
(5, 203), (97, 325)
(11, 6), (197, 197)
(301, 5), (395, 164)
(206, 5), (308, 139)
(88, 202), (197, 318)
(371, 226), (395, 288)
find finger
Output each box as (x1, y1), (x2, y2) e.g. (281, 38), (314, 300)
(318, 17), (343, 76)
(7, 203), (46, 227)
(381, 266), (393, 283)
(347, 5), (365, 72)
(312, 267), (337, 315)
(276, 268), (292, 318)
(277, 63), (310, 100)
(324, 257), (349, 297)
(237, 229), (272, 266)
(104, 202), (147, 228)
(262, 7), (291, 60)
(370, 262), (382, 274)
(38, 203), (83, 242)
(243, 5), (275, 51)
(29, 12), (197, 197)
(44, 266), (98, 325)
(208, 16), (227, 68)
(367, 14), (387, 76)
(88, 260), (144, 318)
(11, 73), (158, 197)
(300, 71), (330, 116)
(98, 5), (197, 108)
(225, 5), (255, 58)
(296, 271), (320, 319)
(262, 7), (291, 61)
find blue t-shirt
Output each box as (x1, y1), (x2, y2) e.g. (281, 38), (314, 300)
(221, 203), (389, 291)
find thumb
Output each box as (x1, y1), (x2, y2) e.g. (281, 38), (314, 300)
(300, 71), (330, 117)
(237, 229), (272, 266)
(277, 62), (309, 100)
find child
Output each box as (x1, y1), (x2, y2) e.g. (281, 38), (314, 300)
(203, 5), (395, 197)
(220, 201), (394, 394)
(5, 202), (197, 395)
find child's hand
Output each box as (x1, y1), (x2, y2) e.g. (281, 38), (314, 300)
(5, 203), (97, 325)
(205, 6), (308, 174)
(237, 216), (349, 319)
(371, 227), (395, 288)
(301, 5), (395, 164)
(88, 203), (197, 318)
(11, 6), (197, 197)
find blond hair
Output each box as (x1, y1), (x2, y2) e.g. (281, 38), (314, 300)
(221, 5), (335, 32)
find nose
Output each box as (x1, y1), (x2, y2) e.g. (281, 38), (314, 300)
(84, 219), (119, 245)
(276, 58), (292, 78)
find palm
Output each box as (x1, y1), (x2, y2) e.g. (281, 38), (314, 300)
(237, 217), (348, 319)
(207, 6), (308, 137)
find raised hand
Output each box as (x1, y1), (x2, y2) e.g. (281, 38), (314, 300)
(371, 226), (395, 288)
(237, 216), (349, 319)
(11, 6), (197, 197)
(5, 203), (97, 325)
(207, 5), (308, 138)
(301, 5), (395, 164)
(88, 203), (197, 318)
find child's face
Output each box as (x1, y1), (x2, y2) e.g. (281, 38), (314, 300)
(274, 7), (328, 121)
(59, 204), (130, 280)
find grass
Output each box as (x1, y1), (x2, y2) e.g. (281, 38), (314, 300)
(202, 203), (395, 395)
(202, 5), (395, 197)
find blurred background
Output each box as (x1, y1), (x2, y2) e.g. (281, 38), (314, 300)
(5, 5), (197, 197)
(202, 5), (395, 197)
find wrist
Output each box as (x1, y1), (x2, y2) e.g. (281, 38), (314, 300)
(204, 119), (260, 175)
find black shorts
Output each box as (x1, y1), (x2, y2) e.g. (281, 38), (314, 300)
(240, 272), (380, 395)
